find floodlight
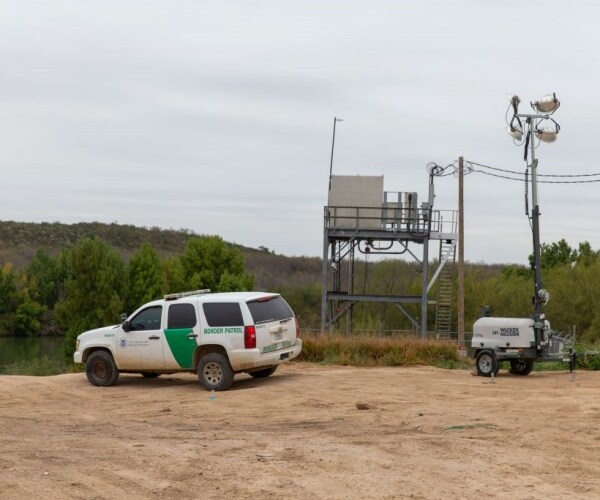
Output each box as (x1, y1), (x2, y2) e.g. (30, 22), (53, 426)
(510, 94), (520, 114)
(533, 93), (560, 114)
(507, 125), (523, 141)
(535, 127), (558, 143)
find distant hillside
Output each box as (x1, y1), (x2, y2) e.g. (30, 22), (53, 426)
(0, 220), (322, 290)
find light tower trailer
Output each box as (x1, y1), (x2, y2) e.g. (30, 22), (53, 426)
(471, 316), (574, 377)
(471, 94), (577, 377)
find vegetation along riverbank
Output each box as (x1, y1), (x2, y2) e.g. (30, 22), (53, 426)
(1, 221), (600, 374)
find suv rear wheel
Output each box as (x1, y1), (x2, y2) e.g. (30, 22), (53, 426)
(198, 352), (234, 391)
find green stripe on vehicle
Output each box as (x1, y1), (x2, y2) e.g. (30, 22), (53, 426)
(164, 328), (196, 369)
(263, 340), (292, 353)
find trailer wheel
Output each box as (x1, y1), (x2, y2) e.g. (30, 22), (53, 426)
(509, 359), (534, 376)
(475, 350), (499, 377)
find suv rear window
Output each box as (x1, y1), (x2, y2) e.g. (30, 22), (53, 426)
(247, 296), (293, 324)
(168, 303), (197, 329)
(202, 303), (244, 327)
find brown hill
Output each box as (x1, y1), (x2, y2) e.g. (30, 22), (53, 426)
(0, 220), (321, 290)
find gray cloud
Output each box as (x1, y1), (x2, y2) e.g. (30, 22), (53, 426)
(2, 0), (600, 262)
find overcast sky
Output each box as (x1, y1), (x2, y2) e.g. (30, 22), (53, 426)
(2, 1), (600, 264)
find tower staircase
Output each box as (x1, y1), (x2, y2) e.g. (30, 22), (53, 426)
(435, 239), (456, 339)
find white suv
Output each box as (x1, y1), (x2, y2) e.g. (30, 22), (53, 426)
(73, 290), (302, 391)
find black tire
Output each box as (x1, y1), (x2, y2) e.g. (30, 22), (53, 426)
(249, 366), (278, 378)
(141, 372), (160, 378)
(197, 352), (234, 391)
(475, 350), (499, 377)
(86, 350), (119, 387)
(509, 359), (534, 376)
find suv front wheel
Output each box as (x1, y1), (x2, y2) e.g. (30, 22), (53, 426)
(86, 350), (120, 387)
(198, 352), (234, 391)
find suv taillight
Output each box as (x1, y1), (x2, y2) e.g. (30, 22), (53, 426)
(295, 317), (299, 337)
(244, 325), (256, 349)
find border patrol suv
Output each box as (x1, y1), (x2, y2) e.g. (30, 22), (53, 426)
(73, 290), (302, 391)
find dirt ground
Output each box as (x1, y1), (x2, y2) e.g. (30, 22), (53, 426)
(1, 363), (599, 500)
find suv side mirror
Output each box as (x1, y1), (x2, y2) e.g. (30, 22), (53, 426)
(122, 320), (131, 332)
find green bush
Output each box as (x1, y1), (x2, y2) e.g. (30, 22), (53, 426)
(576, 352), (600, 370)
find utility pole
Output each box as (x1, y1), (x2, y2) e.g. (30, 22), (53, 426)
(323, 117), (343, 334)
(457, 156), (465, 347)
(328, 117), (343, 194)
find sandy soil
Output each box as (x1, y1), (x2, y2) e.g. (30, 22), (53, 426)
(1, 363), (599, 499)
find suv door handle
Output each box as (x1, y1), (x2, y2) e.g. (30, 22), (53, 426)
(186, 334), (198, 339)
(148, 335), (160, 340)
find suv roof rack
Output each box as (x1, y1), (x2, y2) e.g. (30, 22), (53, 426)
(164, 289), (211, 301)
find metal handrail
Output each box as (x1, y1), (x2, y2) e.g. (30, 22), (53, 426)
(324, 205), (458, 235)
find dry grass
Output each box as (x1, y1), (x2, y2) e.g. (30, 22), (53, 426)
(298, 334), (469, 369)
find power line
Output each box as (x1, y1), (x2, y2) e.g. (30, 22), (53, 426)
(469, 160), (600, 178)
(426, 162), (457, 177)
(469, 168), (600, 183)
(465, 160), (600, 184)
(468, 169), (522, 182)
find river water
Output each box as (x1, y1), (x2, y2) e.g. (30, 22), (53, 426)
(0, 336), (65, 374)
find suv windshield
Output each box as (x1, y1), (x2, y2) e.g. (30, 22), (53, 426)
(247, 296), (293, 324)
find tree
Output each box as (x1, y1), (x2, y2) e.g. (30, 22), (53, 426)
(12, 297), (45, 337)
(127, 243), (165, 312)
(278, 283), (322, 329)
(529, 239), (600, 270)
(0, 264), (19, 335)
(0, 264), (18, 314)
(576, 241), (599, 266)
(531, 239), (576, 270)
(24, 249), (62, 308)
(179, 236), (254, 292)
(162, 256), (186, 294)
(545, 260), (600, 339)
(55, 238), (127, 358)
